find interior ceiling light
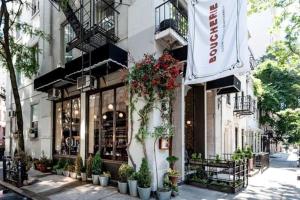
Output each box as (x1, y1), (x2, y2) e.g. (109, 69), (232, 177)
(103, 115), (107, 120)
(108, 104), (114, 110)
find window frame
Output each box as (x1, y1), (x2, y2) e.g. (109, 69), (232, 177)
(31, 0), (39, 16)
(31, 104), (38, 129)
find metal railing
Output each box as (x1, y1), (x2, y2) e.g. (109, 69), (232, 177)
(186, 158), (248, 193)
(3, 156), (27, 187)
(234, 95), (256, 115)
(254, 153), (269, 173)
(155, 0), (188, 40)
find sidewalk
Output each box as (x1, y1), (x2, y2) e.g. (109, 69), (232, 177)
(1, 151), (299, 200)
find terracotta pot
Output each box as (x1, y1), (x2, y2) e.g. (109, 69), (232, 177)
(38, 164), (47, 173)
(248, 158), (253, 171)
(169, 176), (179, 185)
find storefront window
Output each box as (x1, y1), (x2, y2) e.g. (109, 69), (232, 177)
(55, 97), (80, 156)
(88, 86), (128, 162)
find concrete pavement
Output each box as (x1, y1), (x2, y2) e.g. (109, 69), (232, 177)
(0, 151), (299, 200)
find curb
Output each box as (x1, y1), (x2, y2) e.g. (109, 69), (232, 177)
(0, 180), (49, 200)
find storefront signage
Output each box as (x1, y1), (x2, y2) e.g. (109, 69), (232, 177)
(186, 0), (249, 84)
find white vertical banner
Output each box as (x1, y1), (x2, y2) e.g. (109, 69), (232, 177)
(185, 0), (249, 85)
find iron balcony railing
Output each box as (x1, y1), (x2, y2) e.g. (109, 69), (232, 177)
(234, 95), (256, 115)
(155, 0), (188, 41)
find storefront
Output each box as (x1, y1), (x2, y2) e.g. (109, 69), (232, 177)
(34, 43), (128, 178)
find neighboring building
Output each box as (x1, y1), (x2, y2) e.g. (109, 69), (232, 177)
(5, 0), (262, 189)
(0, 69), (6, 157)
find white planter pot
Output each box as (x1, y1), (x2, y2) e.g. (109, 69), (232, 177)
(63, 171), (69, 177)
(157, 189), (172, 200)
(128, 180), (137, 197)
(118, 181), (128, 194)
(56, 169), (63, 175)
(81, 173), (87, 182)
(99, 176), (109, 187)
(70, 172), (77, 179)
(92, 174), (99, 185)
(137, 186), (151, 200)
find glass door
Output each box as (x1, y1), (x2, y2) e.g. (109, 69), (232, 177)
(88, 86), (128, 162)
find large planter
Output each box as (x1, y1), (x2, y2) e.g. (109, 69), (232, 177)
(248, 158), (253, 171)
(63, 171), (69, 177)
(118, 181), (128, 194)
(128, 180), (137, 197)
(70, 172), (77, 179)
(92, 174), (99, 185)
(137, 186), (151, 200)
(56, 169), (63, 175)
(38, 164), (47, 173)
(99, 176), (109, 187)
(81, 173), (87, 182)
(157, 189), (172, 200)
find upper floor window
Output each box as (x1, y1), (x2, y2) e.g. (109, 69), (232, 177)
(63, 23), (75, 63)
(31, 0), (39, 16)
(31, 104), (38, 128)
(226, 94), (231, 105)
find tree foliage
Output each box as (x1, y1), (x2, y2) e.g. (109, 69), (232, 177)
(250, 0), (300, 143)
(0, 0), (48, 151)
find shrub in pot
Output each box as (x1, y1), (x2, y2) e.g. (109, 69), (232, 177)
(75, 154), (83, 179)
(244, 146), (254, 171)
(166, 156), (178, 170)
(92, 152), (102, 185)
(86, 154), (93, 181)
(68, 164), (77, 179)
(167, 168), (180, 186)
(54, 158), (65, 175)
(38, 152), (48, 172)
(137, 158), (152, 200)
(157, 174), (172, 200)
(118, 164), (134, 194)
(128, 172), (139, 197)
(81, 166), (87, 182)
(63, 162), (70, 177)
(99, 171), (111, 187)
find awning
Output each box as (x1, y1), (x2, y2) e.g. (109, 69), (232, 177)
(64, 43), (128, 80)
(206, 75), (241, 95)
(33, 67), (73, 92)
(34, 43), (128, 92)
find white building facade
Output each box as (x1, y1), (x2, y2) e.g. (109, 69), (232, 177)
(5, 0), (263, 189)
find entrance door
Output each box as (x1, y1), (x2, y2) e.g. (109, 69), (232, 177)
(185, 86), (206, 160)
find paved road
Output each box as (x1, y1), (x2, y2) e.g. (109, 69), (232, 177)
(179, 151), (300, 200)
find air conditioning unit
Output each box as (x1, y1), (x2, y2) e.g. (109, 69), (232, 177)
(77, 75), (96, 91)
(48, 88), (61, 101)
(8, 110), (16, 118)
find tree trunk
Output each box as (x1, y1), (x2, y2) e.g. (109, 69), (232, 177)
(2, 2), (25, 152)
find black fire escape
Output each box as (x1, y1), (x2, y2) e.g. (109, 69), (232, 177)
(233, 93), (256, 116)
(50, 0), (119, 52)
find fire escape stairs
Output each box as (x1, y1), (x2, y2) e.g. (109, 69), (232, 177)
(50, 0), (119, 52)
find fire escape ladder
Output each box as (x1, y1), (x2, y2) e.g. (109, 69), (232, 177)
(50, 0), (119, 52)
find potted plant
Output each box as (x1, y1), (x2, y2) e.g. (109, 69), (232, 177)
(157, 174), (172, 200)
(166, 156), (178, 170)
(190, 153), (202, 164)
(99, 171), (111, 187)
(167, 168), (180, 186)
(68, 164), (77, 179)
(38, 152), (48, 173)
(128, 172), (138, 197)
(244, 146), (254, 171)
(75, 154), (83, 179)
(137, 158), (152, 200)
(81, 166), (87, 182)
(92, 152), (102, 185)
(118, 164), (134, 194)
(54, 158), (65, 175)
(86, 154), (93, 181)
(63, 162), (70, 177)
